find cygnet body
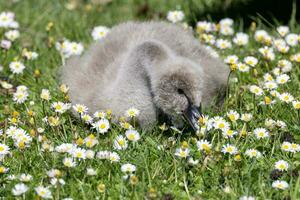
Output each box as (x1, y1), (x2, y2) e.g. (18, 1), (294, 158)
(61, 21), (229, 129)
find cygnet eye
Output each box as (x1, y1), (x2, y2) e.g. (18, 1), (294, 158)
(177, 88), (184, 95)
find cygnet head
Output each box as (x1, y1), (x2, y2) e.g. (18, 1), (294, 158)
(151, 58), (204, 130)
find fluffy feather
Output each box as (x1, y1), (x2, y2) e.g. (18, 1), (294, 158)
(61, 21), (230, 128)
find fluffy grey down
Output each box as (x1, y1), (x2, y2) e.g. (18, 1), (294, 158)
(61, 21), (230, 128)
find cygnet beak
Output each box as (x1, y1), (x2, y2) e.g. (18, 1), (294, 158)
(183, 104), (202, 131)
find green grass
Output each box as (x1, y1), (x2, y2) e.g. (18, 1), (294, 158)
(1, 0), (300, 199)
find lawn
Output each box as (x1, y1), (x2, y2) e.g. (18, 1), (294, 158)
(1, 0), (300, 199)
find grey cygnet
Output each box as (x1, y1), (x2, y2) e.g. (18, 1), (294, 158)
(61, 21), (230, 130)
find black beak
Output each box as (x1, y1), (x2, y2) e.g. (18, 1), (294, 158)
(183, 104), (202, 131)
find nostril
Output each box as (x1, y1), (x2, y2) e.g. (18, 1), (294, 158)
(177, 88), (184, 94)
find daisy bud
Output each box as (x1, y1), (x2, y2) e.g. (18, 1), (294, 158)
(97, 183), (106, 193)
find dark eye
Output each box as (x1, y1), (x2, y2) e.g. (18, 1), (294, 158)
(177, 88), (184, 94)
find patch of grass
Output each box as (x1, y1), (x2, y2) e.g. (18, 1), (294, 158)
(1, 0), (300, 199)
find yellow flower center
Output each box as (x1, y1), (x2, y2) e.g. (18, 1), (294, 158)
(278, 164), (285, 169)
(218, 123), (225, 129)
(277, 183), (283, 189)
(100, 124), (106, 129)
(180, 151), (186, 157)
(118, 140), (125, 146)
(291, 144), (297, 149)
(227, 130), (234, 135)
(202, 144), (210, 151)
(86, 140), (92, 147)
(128, 134), (135, 140)
(229, 115), (235, 121)
(226, 147), (233, 152)
(76, 152), (83, 157)
(0, 166), (6, 173)
(282, 144), (289, 150)
(55, 105), (62, 110)
(258, 132), (264, 137)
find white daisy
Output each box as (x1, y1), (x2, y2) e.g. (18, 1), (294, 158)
(0, 12), (19, 28)
(96, 150), (110, 159)
(93, 111), (106, 119)
(71, 148), (86, 159)
(249, 85), (263, 96)
(292, 101), (300, 109)
(1, 39), (12, 50)
(263, 81), (278, 90)
(175, 147), (189, 158)
(85, 150), (95, 159)
(196, 139), (212, 152)
(290, 143), (300, 153)
(240, 196), (255, 200)
(5, 30), (20, 41)
(81, 114), (93, 124)
(285, 33), (298, 46)
(281, 141), (292, 152)
(219, 18), (234, 27)
(221, 144), (238, 155)
(215, 39), (232, 49)
(35, 186), (52, 199)
(275, 160), (289, 171)
(113, 135), (128, 150)
(0, 143), (10, 155)
(121, 163), (136, 173)
(13, 90), (29, 104)
(167, 10), (185, 23)
(254, 30), (269, 42)
(125, 129), (140, 142)
(278, 92), (294, 103)
(109, 152), (120, 162)
(276, 74), (290, 84)
(277, 26), (289, 37)
(23, 50), (38, 60)
(241, 113), (253, 122)
(86, 168), (97, 176)
(92, 26), (110, 40)
(272, 180), (289, 190)
(92, 119), (110, 133)
(253, 128), (269, 139)
(222, 129), (237, 138)
(126, 107), (140, 118)
(278, 60), (292, 72)
(237, 62), (250, 72)
(63, 157), (76, 168)
(224, 55), (238, 65)
(73, 104), (88, 114)
(9, 61), (25, 74)
(12, 183), (29, 196)
(263, 73), (274, 81)
(233, 32), (249, 46)
(243, 56), (258, 67)
(40, 89), (51, 101)
(84, 135), (98, 148)
(245, 149), (262, 158)
(213, 117), (230, 130)
(227, 110), (240, 122)
(258, 46), (275, 60)
(220, 26), (234, 36)
(196, 21), (215, 33)
(51, 102), (70, 114)
(19, 174), (33, 182)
